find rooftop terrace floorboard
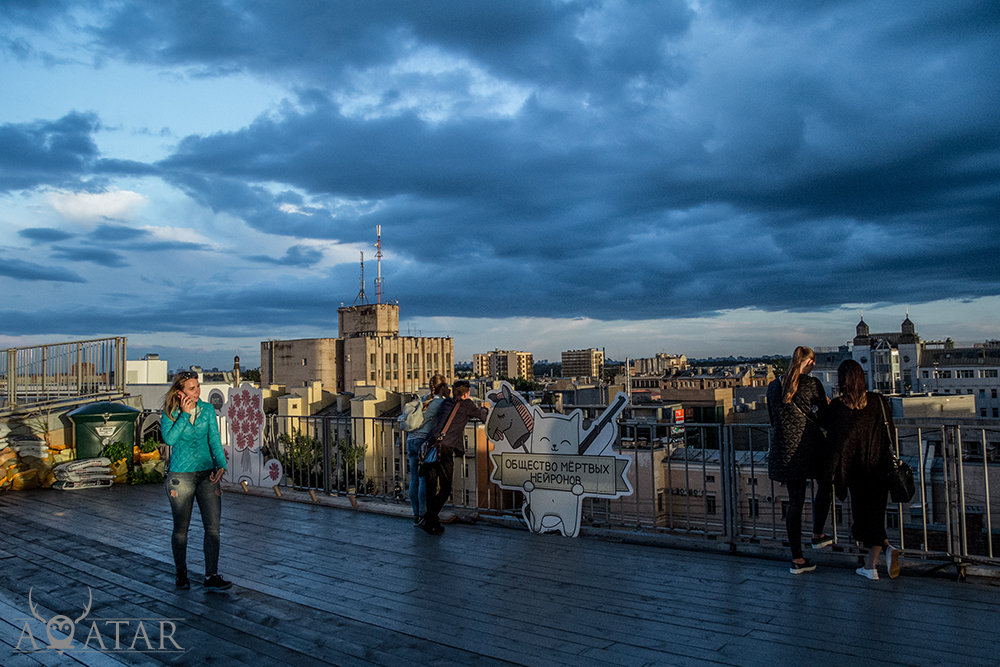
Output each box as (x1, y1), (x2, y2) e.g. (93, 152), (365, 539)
(0, 485), (997, 666)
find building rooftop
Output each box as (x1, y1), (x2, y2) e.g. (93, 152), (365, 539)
(1, 485), (997, 664)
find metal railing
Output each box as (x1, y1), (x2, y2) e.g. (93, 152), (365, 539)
(2, 337), (127, 414)
(149, 409), (1000, 572)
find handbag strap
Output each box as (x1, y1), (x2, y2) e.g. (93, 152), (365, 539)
(439, 401), (462, 437)
(876, 395), (899, 461)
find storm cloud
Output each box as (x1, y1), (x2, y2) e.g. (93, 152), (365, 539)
(1, 1), (998, 366)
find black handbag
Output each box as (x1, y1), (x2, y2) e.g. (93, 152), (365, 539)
(888, 457), (915, 503)
(879, 397), (915, 503)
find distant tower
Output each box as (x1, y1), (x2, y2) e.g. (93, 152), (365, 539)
(233, 354), (241, 386)
(374, 225), (384, 304)
(353, 252), (368, 306)
(853, 313), (870, 345)
(898, 310), (920, 394)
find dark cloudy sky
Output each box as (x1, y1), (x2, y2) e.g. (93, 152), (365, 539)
(2, 1), (998, 370)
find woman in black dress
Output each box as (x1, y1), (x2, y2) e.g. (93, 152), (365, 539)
(827, 359), (900, 580)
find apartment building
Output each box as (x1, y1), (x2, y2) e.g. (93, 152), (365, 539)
(473, 349), (534, 381)
(562, 348), (604, 380)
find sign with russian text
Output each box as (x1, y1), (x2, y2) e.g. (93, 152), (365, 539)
(486, 382), (632, 537)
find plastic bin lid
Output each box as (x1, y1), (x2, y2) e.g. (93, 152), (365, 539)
(68, 401), (141, 419)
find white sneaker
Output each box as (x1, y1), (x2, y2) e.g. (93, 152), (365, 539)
(856, 566), (879, 581)
(886, 545), (900, 579)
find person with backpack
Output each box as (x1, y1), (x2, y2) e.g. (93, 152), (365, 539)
(400, 374), (449, 526)
(422, 380), (489, 535)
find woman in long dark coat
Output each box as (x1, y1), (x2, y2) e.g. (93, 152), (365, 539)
(767, 345), (832, 574)
(826, 359), (900, 580)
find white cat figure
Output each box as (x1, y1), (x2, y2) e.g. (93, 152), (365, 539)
(521, 410), (587, 536)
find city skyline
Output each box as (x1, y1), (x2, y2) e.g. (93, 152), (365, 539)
(2, 3), (998, 371)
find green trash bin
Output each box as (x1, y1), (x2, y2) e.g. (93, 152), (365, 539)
(68, 402), (141, 460)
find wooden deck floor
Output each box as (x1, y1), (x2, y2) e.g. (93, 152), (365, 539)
(0, 484), (997, 666)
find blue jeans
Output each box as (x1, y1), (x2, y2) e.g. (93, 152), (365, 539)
(166, 470), (222, 576)
(406, 434), (429, 518)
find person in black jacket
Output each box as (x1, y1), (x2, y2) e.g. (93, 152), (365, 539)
(767, 346), (832, 574)
(422, 380), (488, 535)
(827, 359), (900, 580)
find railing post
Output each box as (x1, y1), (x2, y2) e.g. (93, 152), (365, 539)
(322, 417), (332, 494)
(76, 342), (83, 395)
(719, 424), (738, 547)
(982, 429), (993, 559)
(942, 425), (965, 562)
(956, 427), (969, 558)
(6, 348), (15, 408)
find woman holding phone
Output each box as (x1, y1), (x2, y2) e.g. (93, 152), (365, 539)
(161, 370), (232, 592)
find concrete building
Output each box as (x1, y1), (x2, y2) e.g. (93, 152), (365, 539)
(632, 353), (688, 376)
(916, 340), (1000, 419)
(562, 348), (604, 381)
(261, 302), (454, 395)
(832, 315), (1000, 419)
(125, 355), (168, 385)
(473, 349), (534, 381)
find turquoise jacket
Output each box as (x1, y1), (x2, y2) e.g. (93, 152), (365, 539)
(161, 400), (226, 473)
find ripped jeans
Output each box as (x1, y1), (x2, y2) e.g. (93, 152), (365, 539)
(165, 470), (222, 577)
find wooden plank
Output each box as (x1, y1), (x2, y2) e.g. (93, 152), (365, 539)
(3, 484), (1000, 667)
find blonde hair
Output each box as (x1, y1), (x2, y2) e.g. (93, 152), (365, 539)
(782, 346), (815, 404)
(163, 371), (197, 421)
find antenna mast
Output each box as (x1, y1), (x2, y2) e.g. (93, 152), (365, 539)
(353, 251), (368, 305)
(375, 225), (384, 304)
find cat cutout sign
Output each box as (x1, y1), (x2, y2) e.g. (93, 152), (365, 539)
(486, 382), (633, 537)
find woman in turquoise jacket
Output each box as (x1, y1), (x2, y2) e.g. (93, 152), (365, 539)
(160, 371), (231, 592)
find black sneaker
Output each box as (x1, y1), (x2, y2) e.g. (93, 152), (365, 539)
(175, 573), (190, 590)
(811, 534), (834, 549)
(789, 559), (817, 575)
(203, 574), (233, 592)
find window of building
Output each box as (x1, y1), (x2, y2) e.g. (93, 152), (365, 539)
(747, 497), (760, 518)
(981, 389), (987, 397)
(981, 409), (987, 417)
(301, 358), (307, 366)
(984, 369), (998, 378)
(706, 495), (717, 515)
(922, 371), (929, 378)
(994, 408), (999, 418)
(960, 370), (975, 378)
(993, 390), (998, 399)
(705, 474), (715, 483)
(658, 492), (664, 512)
(370, 353), (376, 365)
